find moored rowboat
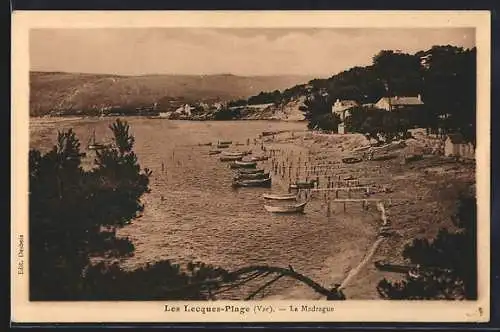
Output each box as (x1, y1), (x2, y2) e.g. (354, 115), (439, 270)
(234, 172), (270, 180)
(262, 193), (297, 200)
(222, 150), (252, 157)
(238, 169), (265, 175)
(289, 180), (317, 190)
(230, 160), (257, 169)
(232, 176), (271, 188)
(342, 157), (362, 164)
(220, 155), (243, 162)
(264, 202), (307, 213)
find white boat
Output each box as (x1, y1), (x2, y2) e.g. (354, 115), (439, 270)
(222, 150), (252, 157)
(262, 193), (297, 201)
(230, 160), (257, 169)
(264, 201), (307, 213)
(87, 129), (107, 150)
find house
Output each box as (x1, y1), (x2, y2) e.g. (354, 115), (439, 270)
(174, 104), (195, 116)
(332, 99), (359, 121)
(159, 112), (172, 118)
(444, 133), (475, 159)
(375, 95), (424, 111)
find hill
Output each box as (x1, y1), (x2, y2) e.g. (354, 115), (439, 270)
(29, 71), (315, 116)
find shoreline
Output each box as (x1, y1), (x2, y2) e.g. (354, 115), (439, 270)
(258, 130), (475, 299)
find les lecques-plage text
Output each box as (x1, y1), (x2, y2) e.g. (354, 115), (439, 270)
(164, 304), (335, 315)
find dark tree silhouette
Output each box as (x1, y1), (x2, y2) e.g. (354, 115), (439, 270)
(377, 193), (477, 300)
(300, 93), (341, 131)
(29, 119), (347, 301)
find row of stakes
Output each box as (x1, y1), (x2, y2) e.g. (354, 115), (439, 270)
(267, 148), (389, 216)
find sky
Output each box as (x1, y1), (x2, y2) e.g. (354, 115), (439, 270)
(30, 28), (475, 77)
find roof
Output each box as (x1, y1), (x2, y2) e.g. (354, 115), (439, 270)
(335, 100), (358, 107)
(446, 133), (466, 144)
(332, 100), (359, 112)
(378, 96), (424, 106)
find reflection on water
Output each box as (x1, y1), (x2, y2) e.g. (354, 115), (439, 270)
(30, 117), (376, 299)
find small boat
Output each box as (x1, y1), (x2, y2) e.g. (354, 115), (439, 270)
(289, 180), (317, 190)
(264, 201), (307, 213)
(235, 172), (270, 180)
(198, 142), (212, 146)
(249, 156), (269, 162)
(209, 150), (221, 155)
(217, 144), (230, 149)
(219, 140), (232, 145)
(222, 151), (245, 157)
(261, 131), (277, 137)
(225, 150), (252, 156)
(262, 193), (297, 200)
(238, 169), (265, 175)
(232, 176), (272, 188)
(342, 157), (362, 164)
(230, 160), (257, 169)
(220, 155), (243, 162)
(87, 129), (107, 150)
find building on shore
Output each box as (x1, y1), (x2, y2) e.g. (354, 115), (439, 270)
(374, 95), (424, 111)
(332, 99), (359, 121)
(444, 133), (475, 159)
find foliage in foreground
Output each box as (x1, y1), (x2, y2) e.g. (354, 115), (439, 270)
(29, 119), (226, 300)
(29, 119), (345, 301)
(377, 193), (477, 300)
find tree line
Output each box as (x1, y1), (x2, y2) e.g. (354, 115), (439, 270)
(236, 45), (476, 144)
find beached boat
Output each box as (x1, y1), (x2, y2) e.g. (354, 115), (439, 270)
(232, 176), (271, 188)
(289, 180), (317, 190)
(262, 193), (297, 200)
(234, 172), (270, 180)
(237, 168), (265, 175)
(222, 152), (245, 157)
(230, 160), (257, 169)
(342, 157), (362, 164)
(261, 131), (277, 137)
(222, 150), (251, 156)
(208, 150), (221, 155)
(264, 201), (307, 213)
(249, 155), (269, 162)
(220, 155), (243, 162)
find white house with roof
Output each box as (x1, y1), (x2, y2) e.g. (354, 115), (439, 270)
(375, 95), (424, 111)
(444, 133), (475, 159)
(332, 99), (359, 121)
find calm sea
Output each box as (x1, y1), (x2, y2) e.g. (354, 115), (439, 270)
(29, 117), (377, 299)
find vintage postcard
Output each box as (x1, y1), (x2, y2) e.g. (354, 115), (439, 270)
(12, 11), (490, 323)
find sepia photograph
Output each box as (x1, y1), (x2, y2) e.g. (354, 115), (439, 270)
(12, 11), (490, 323)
